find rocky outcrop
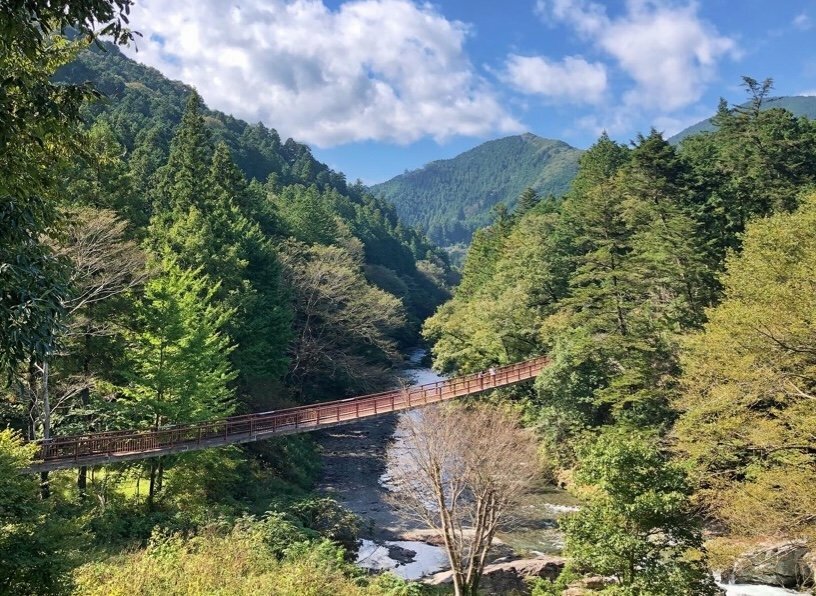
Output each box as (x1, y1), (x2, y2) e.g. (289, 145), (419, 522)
(561, 575), (617, 595)
(426, 555), (566, 595)
(724, 541), (814, 589)
(803, 551), (816, 587)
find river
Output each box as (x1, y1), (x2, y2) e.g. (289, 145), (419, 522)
(315, 350), (810, 594)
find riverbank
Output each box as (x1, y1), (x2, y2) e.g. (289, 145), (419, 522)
(313, 353), (577, 579)
(315, 356), (812, 595)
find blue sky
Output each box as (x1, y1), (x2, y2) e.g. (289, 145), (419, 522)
(122, 0), (816, 184)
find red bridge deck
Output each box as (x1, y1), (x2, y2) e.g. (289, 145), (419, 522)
(24, 356), (549, 473)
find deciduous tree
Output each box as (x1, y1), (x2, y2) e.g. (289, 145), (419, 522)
(675, 193), (816, 540)
(388, 404), (539, 596)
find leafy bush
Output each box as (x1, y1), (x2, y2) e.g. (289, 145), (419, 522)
(72, 517), (416, 596)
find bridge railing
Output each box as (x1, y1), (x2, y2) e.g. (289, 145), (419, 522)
(32, 356), (549, 467)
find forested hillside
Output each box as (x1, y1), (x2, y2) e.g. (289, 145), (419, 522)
(425, 79), (816, 591)
(1, 11), (453, 593)
(373, 95), (816, 253)
(370, 133), (581, 246)
(669, 93), (816, 143)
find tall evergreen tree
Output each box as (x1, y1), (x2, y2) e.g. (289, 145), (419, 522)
(515, 187), (539, 217)
(124, 258), (236, 501)
(149, 90), (212, 247)
(205, 143), (292, 385)
(621, 130), (710, 328)
(681, 77), (816, 266)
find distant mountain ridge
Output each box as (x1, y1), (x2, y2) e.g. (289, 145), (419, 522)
(370, 133), (582, 246)
(669, 95), (816, 143)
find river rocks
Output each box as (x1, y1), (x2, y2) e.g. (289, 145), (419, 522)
(561, 575), (618, 595)
(724, 541), (814, 588)
(385, 544), (417, 565)
(802, 551), (816, 586)
(427, 555), (566, 595)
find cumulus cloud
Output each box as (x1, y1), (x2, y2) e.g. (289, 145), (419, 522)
(501, 54), (607, 103)
(122, 0), (522, 147)
(536, 0), (739, 111)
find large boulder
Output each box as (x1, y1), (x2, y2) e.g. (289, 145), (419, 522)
(427, 555), (566, 595)
(802, 551), (816, 587)
(724, 541), (813, 588)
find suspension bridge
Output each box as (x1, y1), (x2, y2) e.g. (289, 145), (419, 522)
(24, 356), (549, 473)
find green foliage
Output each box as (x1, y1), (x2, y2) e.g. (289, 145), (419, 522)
(562, 429), (718, 595)
(124, 258), (236, 427)
(529, 565), (581, 596)
(1, 0), (134, 381)
(73, 523), (356, 596)
(72, 510), (414, 596)
(424, 207), (570, 373)
(675, 193), (816, 540)
(287, 497), (361, 554)
(0, 430), (74, 594)
(0, 35), (78, 380)
(372, 133), (580, 245)
(669, 94), (816, 143)
(679, 79), (816, 267)
(0, 197), (70, 382)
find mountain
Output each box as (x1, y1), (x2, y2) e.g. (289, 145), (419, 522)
(54, 41), (455, 344)
(370, 133), (582, 246)
(669, 95), (816, 144)
(56, 41), (349, 190)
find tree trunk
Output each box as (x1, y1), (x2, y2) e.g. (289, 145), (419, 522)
(156, 457), (164, 494)
(148, 459), (158, 508)
(78, 326), (92, 497)
(26, 359), (37, 441)
(40, 471), (50, 499)
(78, 466), (87, 494)
(40, 360), (51, 499)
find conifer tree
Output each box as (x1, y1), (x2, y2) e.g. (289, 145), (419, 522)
(125, 258), (235, 427)
(149, 91), (212, 247)
(621, 130), (710, 328)
(124, 258), (236, 501)
(205, 143), (292, 384)
(515, 187), (539, 217)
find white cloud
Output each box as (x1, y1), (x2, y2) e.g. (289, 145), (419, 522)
(536, 0), (739, 111)
(123, 0), (522, 147)
(501, 54), (607, 103)
(794, 13), (813, 30)
(800, 89), (816, 96)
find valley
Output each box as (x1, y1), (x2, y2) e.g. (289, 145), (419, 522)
(2, 4), (816, 596)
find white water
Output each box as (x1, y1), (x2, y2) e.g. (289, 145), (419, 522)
(356, 538), (449, 579)
(718, 584), (809, 595)
(358, 350), (814, 592)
